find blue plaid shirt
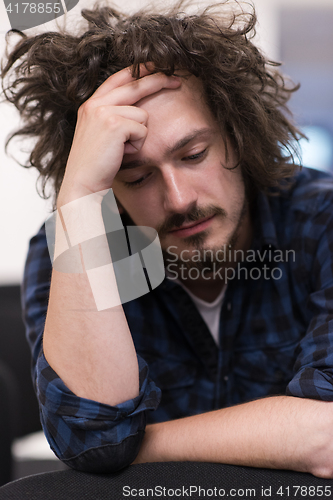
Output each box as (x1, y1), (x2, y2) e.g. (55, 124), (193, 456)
(22, 166), (333, 473)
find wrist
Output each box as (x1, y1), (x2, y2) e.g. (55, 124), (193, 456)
(57, 187), (103, 209)
(57, 170), (111, 209)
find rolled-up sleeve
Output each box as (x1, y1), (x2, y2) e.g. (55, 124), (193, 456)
(37, 349), (161, 472)
(286, 209), (333, 400)
(22, 226), (161, 473)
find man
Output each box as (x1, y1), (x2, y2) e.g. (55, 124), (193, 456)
(2, 2), (333, 478)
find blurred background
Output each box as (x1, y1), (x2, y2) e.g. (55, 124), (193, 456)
(0, 0), (332, 485)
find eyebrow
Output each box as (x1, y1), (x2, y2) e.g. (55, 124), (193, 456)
(119, 127), (213, 171)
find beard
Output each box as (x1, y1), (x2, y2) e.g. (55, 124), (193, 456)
(161, 196), (248, 275)
(116, 191), (249, 276)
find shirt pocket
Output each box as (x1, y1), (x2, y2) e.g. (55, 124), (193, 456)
(232, 337), (300, 402)
(140, 353), (198, 420)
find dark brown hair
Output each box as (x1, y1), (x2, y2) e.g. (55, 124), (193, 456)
(1, 0), (303, 203)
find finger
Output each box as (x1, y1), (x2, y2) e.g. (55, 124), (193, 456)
(116, 117), (148, 154)
(94, 72), (181, 108)
(91, 64), (153, 99)
(77, 104), (149, 132)
(108, 105), (148, 125)
(113, 72), (182, 106)
(123, 138), (146, 155)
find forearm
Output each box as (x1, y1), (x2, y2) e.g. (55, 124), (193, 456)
(135, 395), (333, 477)
(43, 192), (139, 407)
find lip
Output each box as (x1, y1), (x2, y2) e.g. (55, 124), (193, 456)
(168, 215), (215, 238)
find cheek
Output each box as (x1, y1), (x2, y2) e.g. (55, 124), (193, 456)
(115, 192), (159, 227)
(201, 162), (237, 196)
(215, 164), (244, 195)
(204, 165), (245, 218)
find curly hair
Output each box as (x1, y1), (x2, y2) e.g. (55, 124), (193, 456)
(1, 0), (303, 203)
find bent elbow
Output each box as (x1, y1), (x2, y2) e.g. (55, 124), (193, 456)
(61, 430), (145, 474)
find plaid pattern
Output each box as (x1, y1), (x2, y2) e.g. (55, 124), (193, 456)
(22, 166), (333, 470)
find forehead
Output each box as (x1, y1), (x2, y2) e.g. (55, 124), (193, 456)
(119, 76), (221, 169)
(135, 75), (216, 130)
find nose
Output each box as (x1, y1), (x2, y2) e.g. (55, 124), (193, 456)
(162, 165), (198, 215)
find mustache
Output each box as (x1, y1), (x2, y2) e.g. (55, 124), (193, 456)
(157, 205), (227, 235)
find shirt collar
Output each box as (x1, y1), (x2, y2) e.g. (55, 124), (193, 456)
(250, 190), (279, 251)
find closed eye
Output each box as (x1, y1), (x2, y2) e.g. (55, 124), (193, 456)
(182, 149), (207, 161)
(123, 173), (151, 188)
(123, 149), (208, 188)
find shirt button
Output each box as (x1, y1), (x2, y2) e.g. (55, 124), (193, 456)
(227, 302), (231, 311)
(224, 375), (229, 381)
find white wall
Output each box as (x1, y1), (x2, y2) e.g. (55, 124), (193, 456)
(0, 0), (332, 284)
(0, 10), (52, 285)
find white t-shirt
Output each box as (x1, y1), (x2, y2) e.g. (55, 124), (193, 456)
(167, 276), (227, 347)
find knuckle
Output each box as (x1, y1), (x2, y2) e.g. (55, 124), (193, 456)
(94, 105), (107, 118)
(94, 106), (118, 126)
(78, 99), (94, 116)
(105, 113), (124, 131)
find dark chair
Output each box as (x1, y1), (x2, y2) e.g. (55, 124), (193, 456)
(0, 286), (41, 438)
(0, 285), (65, 485)
(0, 462), (332, 500)
(0, 361), (18, 486)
